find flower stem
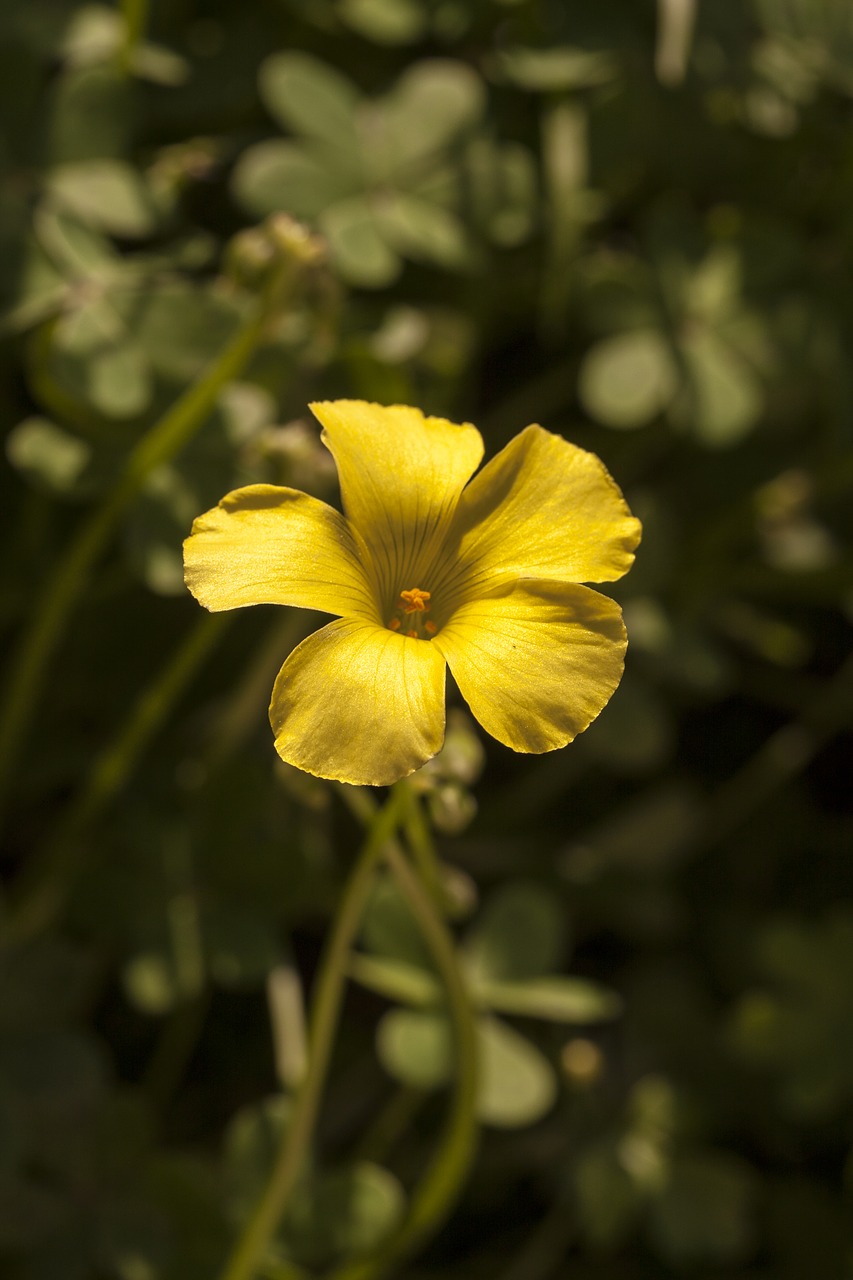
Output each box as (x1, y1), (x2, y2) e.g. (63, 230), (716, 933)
(325, 784), (479, 1280)
(3, 613), (229, 944)
(399, 783), (444, 904)
(0, 303), (266, 827)
(118, 0), (148, 74)
(217, 786), (407, 1280)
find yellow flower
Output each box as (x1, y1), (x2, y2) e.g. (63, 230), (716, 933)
(183, 401), (641, 786)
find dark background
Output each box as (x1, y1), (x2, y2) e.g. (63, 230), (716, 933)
(1, 0), (852, 1276)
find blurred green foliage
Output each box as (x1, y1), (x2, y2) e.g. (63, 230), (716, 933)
(1, 0), (853, 1277)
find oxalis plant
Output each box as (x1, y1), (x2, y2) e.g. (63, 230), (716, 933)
(182, 399), (640, 1278)
(0, 206), (639, 1279)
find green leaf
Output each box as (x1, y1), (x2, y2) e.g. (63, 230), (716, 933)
(337, 0), (428, 45)
(579, 329), (678, 429)
(385, 60), (484, 170)
(44, 65), (134, 165)
(465, 138), (537, 247)
(47, 160), (160, 239)
(376, 193), (469, 268)
(496, 45), (617, 92)
(232, 141), (358, 219)
(360, 873), (434, 971)
(285, 1163), (405, 1266)
(88, 341), (150, 418)
(476, 1016), (557, 1128)
(44, 300), (152, 420)
(319, 197), (401, 287)
(476, 976), (623, 1023)
(377, 1009), (453, 1088)
(224, 1096), (294, 1222)
(6, 417), (92, 493)
(131, 283), (244, 382)
(681, 328), (763, 446)
(349, 953), (442, 1006)
(259, 52), (362, 152)
(465, 880), (567, 983)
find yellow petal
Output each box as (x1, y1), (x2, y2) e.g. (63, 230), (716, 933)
(309, 400), (483, 612)
(270, 618), (447, 785)
(438, 426), (641, 602)
(433, 581), (627, 753)
(183, 484), (377, 620)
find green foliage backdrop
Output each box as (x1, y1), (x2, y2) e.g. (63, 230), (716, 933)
(1, 0), (852, 1277)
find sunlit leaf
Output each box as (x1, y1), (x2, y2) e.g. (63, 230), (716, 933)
(337, 0), (428, 44)
(377, 1008), (452, 1087)
(47, 159), (160, 238)
(385, 60), (484, 169)
(579, 329), (678, 429)
(376, 192), (469, 268)
(476, 1016), (557, 1127)
(6, 417), (92, 493)
(319, 197), (401, 286)
(681, 328), (763, 446)
(233, 141), (358, 220)
(259, 52), (362, 152)
(476, 975), (622, 1023)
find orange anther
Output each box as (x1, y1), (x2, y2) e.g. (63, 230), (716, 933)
(388, 617), (401, 631)
(399, 588), (431, 614)
(424, 621), (437, 635)
(407, 629), (419, 638)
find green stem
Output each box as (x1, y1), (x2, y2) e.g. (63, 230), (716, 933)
(326, 786), (479, 1280)
(0, 302), (266, 824)
(400, 785), (443, 904)
(3, 613), (229, 944)
(217, 787), (407, 1280)
(118, 0), (148, 74)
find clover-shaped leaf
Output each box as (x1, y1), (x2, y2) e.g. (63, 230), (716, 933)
(465, 880), (566, 983)
(259, 52), (362, 155)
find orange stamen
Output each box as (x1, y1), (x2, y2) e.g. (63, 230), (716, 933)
(399, 588), (431, 614)
(388, 617), (401, 631)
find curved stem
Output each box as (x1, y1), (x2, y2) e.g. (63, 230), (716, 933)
(218, 786), (406, 1280)
(3, 613), (229, 944)
(400, 784), (443, 903)
(0, 303), (266, 824)
(326, 785), (479, 1280)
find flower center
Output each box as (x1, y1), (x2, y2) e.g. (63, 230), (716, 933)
(388, 587), (437, 639)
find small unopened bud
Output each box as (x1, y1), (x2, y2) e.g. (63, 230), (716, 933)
(561, 1037), (604, 1087)
(428, 782), (477, 835)
(223, 215), (327, 299)
(266, 213), (327, 269)
(225, 227), (277, 289)
(438, 864), (478, 921)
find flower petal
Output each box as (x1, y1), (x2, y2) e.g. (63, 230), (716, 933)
(309, 400), (483, 610)
(439, 426), (641, 601)
(183, 484), (377, 620)
(433, 581), (627, 753)
(270, 618), (447, 785)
